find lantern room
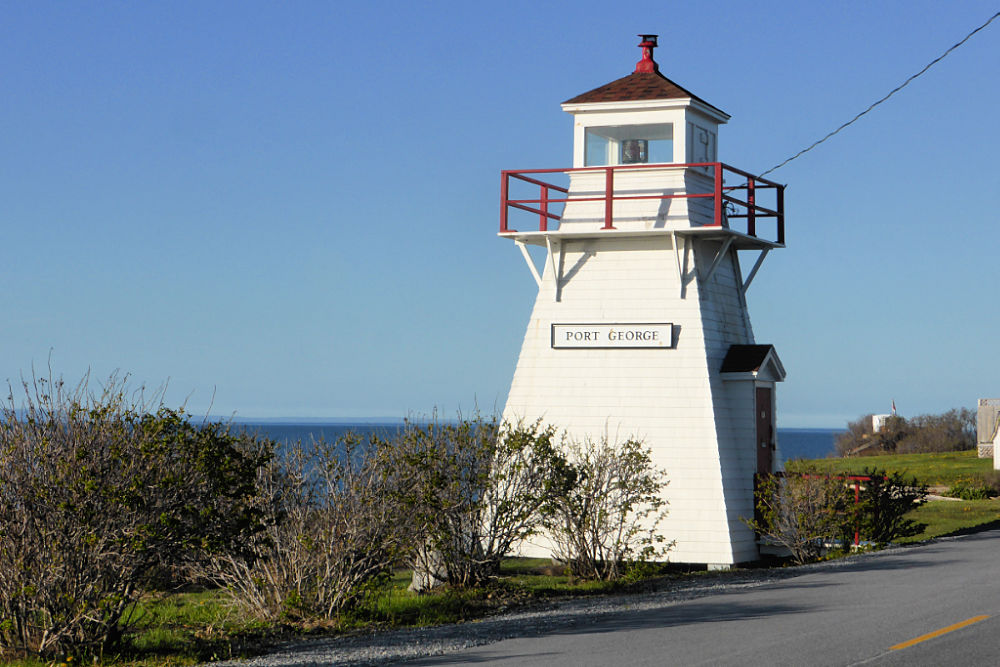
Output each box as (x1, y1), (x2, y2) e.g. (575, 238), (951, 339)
(566, 36), (727, 169)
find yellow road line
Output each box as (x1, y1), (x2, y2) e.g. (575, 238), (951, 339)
(890, 615), (990, 650)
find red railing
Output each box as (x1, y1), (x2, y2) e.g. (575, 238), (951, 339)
(500, 162), (784, 244)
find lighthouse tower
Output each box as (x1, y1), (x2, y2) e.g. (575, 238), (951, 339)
(499, 36), (786, 566)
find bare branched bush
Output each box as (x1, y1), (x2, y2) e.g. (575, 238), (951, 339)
(202, 434), (411, 621)
(0, 373), (269, 659)
(896, 409), (975, 454)
(542, 436), (671, 580)
(390, 418), (564, 589)
(745, 474), (853, 564)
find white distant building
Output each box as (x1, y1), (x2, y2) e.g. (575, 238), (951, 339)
(498, 36), (786, 567)
(871, 414), (892, 433)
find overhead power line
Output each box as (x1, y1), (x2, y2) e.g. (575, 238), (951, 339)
(759, 10), (1000, 179)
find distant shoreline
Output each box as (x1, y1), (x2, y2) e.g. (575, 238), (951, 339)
(223, 416), (409, 425)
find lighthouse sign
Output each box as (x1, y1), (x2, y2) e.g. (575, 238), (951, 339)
(551, 323), (674, 349)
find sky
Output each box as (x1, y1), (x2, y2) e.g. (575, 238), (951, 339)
(2, 1), (998, 427)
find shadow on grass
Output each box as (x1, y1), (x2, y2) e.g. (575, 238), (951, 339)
(933, 518), (1000, 539)
(123, 623), (297, 665)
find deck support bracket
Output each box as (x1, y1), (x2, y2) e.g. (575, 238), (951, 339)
(672, 232), (690, 298)
(701, 236), (734, 285)
(741, 248), (770, 296)
(515, 239), (542, 288)
(546, 236), (564, 300)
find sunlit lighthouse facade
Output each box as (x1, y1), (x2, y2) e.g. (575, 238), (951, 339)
(499, 36), (787, 566)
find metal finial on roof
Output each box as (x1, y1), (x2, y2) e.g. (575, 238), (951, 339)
(635, 34), (659, 73)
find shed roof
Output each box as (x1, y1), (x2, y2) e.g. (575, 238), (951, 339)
(721, 344), (774, 373)
(720, 344), (786, 382)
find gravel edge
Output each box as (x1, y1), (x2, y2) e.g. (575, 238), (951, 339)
(211, 544), (924, 667)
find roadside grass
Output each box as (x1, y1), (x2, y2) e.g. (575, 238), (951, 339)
(498, 558), (618, 595)
(785, 449), (990, 487)
(359, 559), (654, 628)
(122, 587), (277, 665)
(899, 498), (1000, 543)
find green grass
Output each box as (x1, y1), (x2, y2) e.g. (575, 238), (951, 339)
(358, 580), (489, 628)
(899, 498), (1000, 543)
(498, 557), (616, 594)
(354, 559), (638, 629)
(124, 588), (272, 665)
(786, 449), (991, 487)
(0, 589), (255, 667)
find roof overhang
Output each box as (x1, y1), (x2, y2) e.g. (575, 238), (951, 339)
(561, 98), (730, 124)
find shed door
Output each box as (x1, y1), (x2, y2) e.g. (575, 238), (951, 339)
(756, 386), (774, 474)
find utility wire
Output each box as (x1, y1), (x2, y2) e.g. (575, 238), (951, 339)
(759, 10), (1000, 179)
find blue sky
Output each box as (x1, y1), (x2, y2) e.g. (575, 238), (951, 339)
(2, 1), (998, 427)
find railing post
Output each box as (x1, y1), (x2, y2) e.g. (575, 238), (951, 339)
(713, 164), (723, 227)
(500, 172), (510, 233)
(540, 185), (549, 232)
(603, 167), (615, 229)
(777, 185), (785, 245)
(747, 178), (756, 237)
(854, 480), (861, 547)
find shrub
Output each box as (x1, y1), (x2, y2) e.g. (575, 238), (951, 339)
(391, 417), (565, 589)
(746, 474), (853, 565)
(542, 436), (671, 580)
(854, 468), (926, 545)
(202, 433), (411, 621)
(982, 469), (1000, 493)
(946, 476), (996, 501)
(0, 374), (269, 659)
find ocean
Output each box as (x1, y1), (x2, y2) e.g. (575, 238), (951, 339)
(231, 422), (844, 463)
(776, 428), (844, 462)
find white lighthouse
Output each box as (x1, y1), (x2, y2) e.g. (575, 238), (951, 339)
(499, 36), (786, 566)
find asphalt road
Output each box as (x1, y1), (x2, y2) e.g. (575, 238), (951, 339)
(410, 531), (1000, 666)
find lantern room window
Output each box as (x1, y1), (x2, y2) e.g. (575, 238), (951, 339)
(583, 123), (673, 166)
(585, 132), (610, 167)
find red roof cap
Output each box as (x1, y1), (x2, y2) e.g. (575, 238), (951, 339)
(635, 34), (659, 73)
(563, 36), (727, 118)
